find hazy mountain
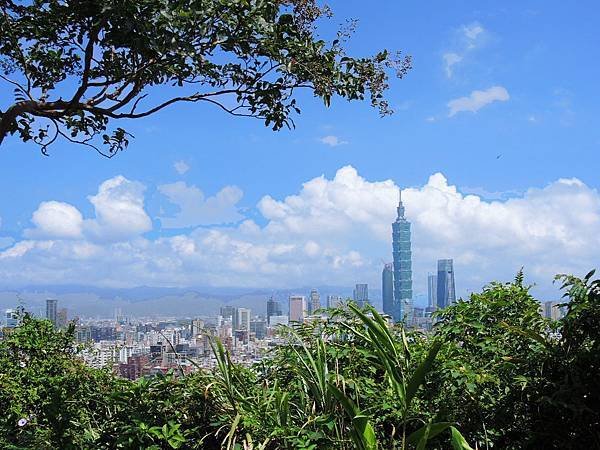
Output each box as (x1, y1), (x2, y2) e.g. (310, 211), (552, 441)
(0, 284), (388, 319)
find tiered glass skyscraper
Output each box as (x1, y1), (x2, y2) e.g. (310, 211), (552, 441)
(391, 190), (413, 322)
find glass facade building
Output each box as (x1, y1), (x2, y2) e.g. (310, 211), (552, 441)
(427, 274), (438, 309)
(353, 284), (369, 308)
(46, 298), (58, 328)
(266, 296), (282, 325)
(4, 309), (19, 328)
(382, 263), (394, 318)
(392, 191), (413, 323)
(436, 259), (456, 309)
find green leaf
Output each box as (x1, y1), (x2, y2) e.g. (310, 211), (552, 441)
(328, 382), (377, 450)
(406, 340), (442, 405)
(407, 421), (454, 446)
(450, 426), (475, 450)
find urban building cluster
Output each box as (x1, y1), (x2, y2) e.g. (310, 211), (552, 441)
(1, 292), (568, 381)
(1, 293), (351, 379)
(381, 190), (457, 329)
(1, 190), (568, 379)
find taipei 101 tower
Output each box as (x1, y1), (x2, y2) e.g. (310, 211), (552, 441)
(391, 190), (413, 323)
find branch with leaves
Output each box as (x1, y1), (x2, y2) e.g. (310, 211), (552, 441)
(0, 0), (411, 156)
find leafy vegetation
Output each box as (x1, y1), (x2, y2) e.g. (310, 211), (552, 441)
(0, 270), (598, 449)
(0, 0), (410, 155)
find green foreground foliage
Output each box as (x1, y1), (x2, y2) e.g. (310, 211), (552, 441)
(0, 271), (598, 449)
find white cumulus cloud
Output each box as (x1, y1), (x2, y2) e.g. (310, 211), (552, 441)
(448, 86), (509, 117)
(23, 176), (152, 244)
(159, 182), (244, 228)
(84, 176), (152, 241)
(0, 167), (598, 299)
(24, 201), (83, 239)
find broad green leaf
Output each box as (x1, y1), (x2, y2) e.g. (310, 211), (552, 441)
(407, 422), (454, 446)
(450, 426), (475, 450)
(406, 340), (442, 405)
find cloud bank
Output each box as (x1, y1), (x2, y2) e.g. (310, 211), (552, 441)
(0, 167), (598, 300)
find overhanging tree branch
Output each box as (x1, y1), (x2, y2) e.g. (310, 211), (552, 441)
(0, 0), (411, 155)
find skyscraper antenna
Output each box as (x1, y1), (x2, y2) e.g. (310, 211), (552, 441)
(396, 188), (405, 219)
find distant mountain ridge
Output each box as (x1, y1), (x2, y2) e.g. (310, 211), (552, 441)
(0, 284), (383, 319)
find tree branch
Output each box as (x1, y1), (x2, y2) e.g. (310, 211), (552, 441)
(68, 25), (101, 108)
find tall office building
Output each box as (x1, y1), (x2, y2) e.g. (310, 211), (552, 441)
(266, 296), (282, 325)
(220, 306), (236, 320)
(353, 283), (369, 308)
(289, 295), (307, 322)
(309, 289), (321, 314)
(382, 263), (394, 317)
(436, 259), (456, 309)
(46, 298), (58, 328)
(392, 190), (413, 322)
(191, 318), (205, 337)
(235, 308), (251, 331)
(427, 274), (438, 309)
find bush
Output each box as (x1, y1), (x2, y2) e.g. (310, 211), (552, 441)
(1, 270), (598, 449)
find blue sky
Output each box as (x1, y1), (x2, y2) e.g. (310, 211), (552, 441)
(0, 1), (599, 300)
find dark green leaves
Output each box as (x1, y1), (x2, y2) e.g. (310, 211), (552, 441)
(450, 426), (475, 450)
(3, 270), (596, 448)
(0, 0), (409, 155)
(406, 339), (442, 404)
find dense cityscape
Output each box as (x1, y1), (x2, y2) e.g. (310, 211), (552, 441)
(1, 192), (566, 380)
(0, 2), (597, 447)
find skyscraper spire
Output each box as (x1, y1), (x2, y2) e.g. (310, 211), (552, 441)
(396, 188), (405, 220)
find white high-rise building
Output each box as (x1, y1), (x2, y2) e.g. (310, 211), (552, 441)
(326, 295), (344, 308)
(269, 315), (289, 327)
(236, 308), (251, 331)
(4, 309), (19, 328)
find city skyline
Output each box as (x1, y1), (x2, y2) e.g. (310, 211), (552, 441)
(0, 2), (598, 301)
(0, 2), (597, 446)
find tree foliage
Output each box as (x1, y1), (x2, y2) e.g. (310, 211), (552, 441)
(0, 0), (411, 156)
(1, 270), (598, 449)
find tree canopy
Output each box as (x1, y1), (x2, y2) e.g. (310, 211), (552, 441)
(0, 0), (411, 156)
(1, 270), (598, 448)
